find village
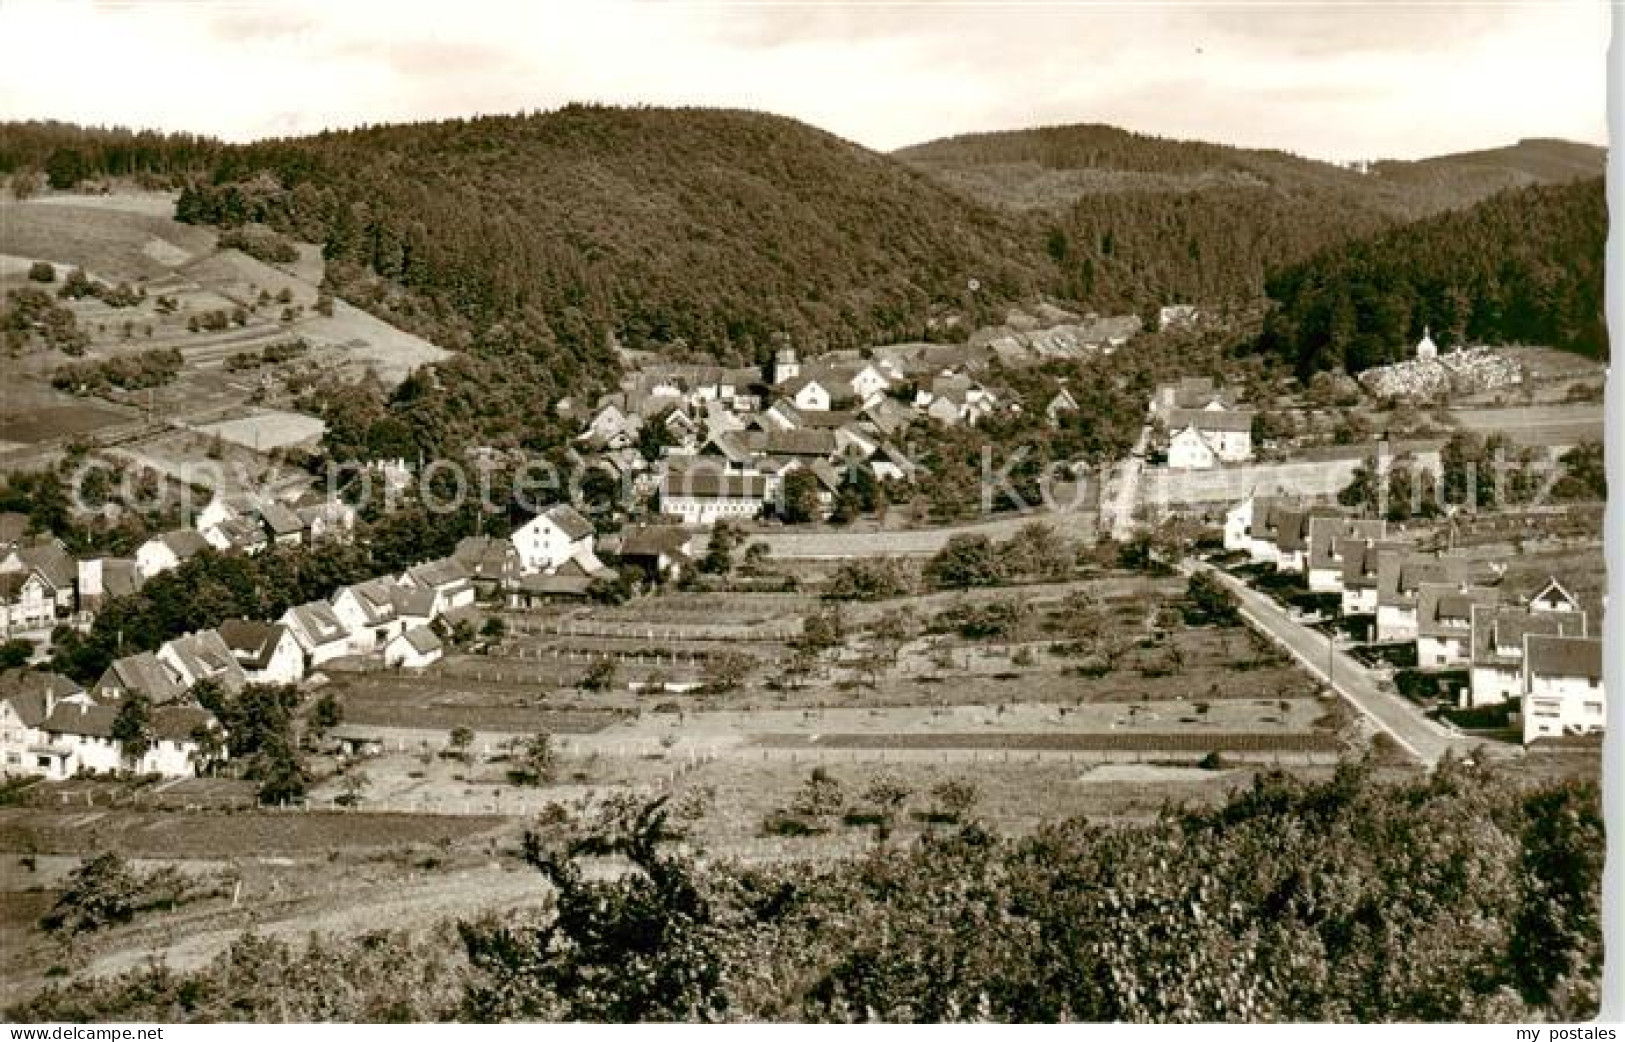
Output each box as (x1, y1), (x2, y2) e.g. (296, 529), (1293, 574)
(0, 317), (1605, 792)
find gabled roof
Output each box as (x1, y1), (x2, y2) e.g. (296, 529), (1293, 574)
(395, 625), (442, 655)
(0, 571), (39, 600)
(1525, 635), (1603, 683)
(258, 501), (305, 536)
(1168, 407), (1254, 433)
(102, 651), (186, 703)
(1340, 540), (1411, 591)
(0, 669), (85, 727)
(1274, 506), (1344, 553)
(1527, 577), (1581, 614)
(337, 578), (401, 626)
(1415, 583), (1498, 639)
(155, 529), (211, 559)
(389, 584), (437, 620)
(539, 503), (595, 542)
(453, 536), (521, 582)
(284, 600), (350, 647)
(1307, 517), (1388, 572)
(618, 525), (692, 559)
(18, 541), (75, 589)
(162, 630), (247, 691)
(97, 558), (141, 599)
(1470, 603), (1585, 669)
(218, 619), (291, 671)
(404, 557), (472, 591)
(662, 468), (768, 500)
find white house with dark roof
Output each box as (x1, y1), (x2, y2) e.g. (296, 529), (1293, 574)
(1468, 603), (1586, 708)
(1165, 408), (1254, 469)
(385, 625), (443, 669)
(513, 504), (598, 575)
(136, 529), (211, 579)
(1414, 584), (1499, 670)
(331, 578), (414, 652)
(1305, 517), (1388, 593)
(218, 619), (306, 686)
(158, 629), (248, 693)
(1522, 635), (1605, 743)
(95, 651), (187, 704)
(1526, 577), (1582, 616)
(660, 462), (768, 525)
(279, 600), (353, 668)
(0, 570), (55, 633)
(399, 557), (476, 612)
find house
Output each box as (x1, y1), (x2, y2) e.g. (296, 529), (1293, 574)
(75, 557), (140, 614)
(1224, 495), (1272, 558)
(1149, 377), (1234, 420)
(512, 504), (597, 575)
(384, 626), (443, 670)
(1, 670), (85, 776)
(1339, 540), (1410, 617)
(847, 363), (891, 404)
(218, 619), (305, 686)
(582, 401), (641, 448)
(1414, 584), (1499, 669)
(509, 573), (597, 607)
(1270, 507), (1344, 574)
(1526, 577), (1582, 616)
(200, 516), (269, 556)
(860, 397), (914, 439)
(95, 651), (187, 704)
(331, 578), (410, 652)
(296, 499), (357, 544)
(918, 374), (997, 427)
(781, 373), (835, 413)
(32, 694), (221, 779)
(279, 600), (353, 668)
(158, 629), (248, 693)
(659, 465), (768, 525)
(1468, 603), (1586, 708)
(616, 525), (695, 583)
(1522, 635), (1605, 744)
(1305, 518), (1388, 593)
(452, 537), (523, 600)
(135, 529), (211, 579)
(868, 442), (920, 483)
(0, 540), (75, 620)
(1165, 409), (1254, 469)
(0, 571), (55, 633)
(1374, 553), (1486, 643)
(259, 501), (306, 547)
(399, 558), (476, 611)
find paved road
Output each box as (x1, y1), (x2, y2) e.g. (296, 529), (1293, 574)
(1198, 562), (1469, 766)
(1101, 425), (1150, 540)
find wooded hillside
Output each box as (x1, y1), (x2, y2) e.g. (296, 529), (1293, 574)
(1255, 177), (1608, 375)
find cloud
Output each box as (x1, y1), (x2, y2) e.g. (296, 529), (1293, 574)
(0, 0), (1607, 160)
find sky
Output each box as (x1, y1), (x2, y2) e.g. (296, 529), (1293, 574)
(0, 0), (1610, 162)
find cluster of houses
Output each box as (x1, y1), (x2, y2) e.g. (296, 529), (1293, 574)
(575, 344), (1076, 525)
(1149, 377), (1256, 470)
(1225, 494), (1606, 745)
(0, 492), (362, 642)
(0, 496), (635, 781)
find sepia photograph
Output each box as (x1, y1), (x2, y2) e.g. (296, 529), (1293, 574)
(0, 0), (1614, 1028)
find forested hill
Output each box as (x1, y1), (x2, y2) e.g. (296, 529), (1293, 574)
(1255, 177), (1608, 376)
(895, 125), (1604, 313)
(173, 106), (1049, 362)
